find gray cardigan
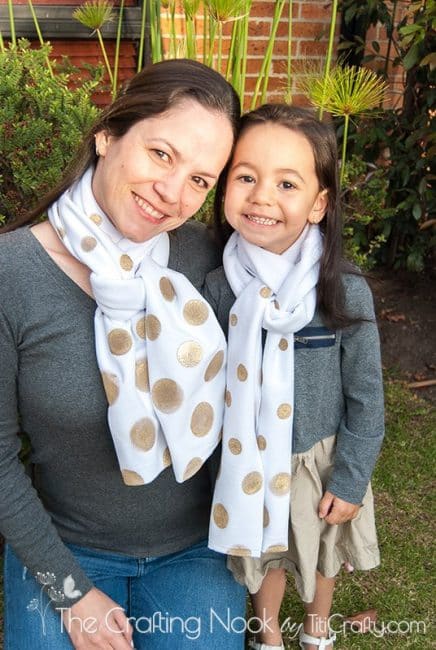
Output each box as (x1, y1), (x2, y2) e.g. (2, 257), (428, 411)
(204, 267), (385, 505)
(0, 221), (220, 606)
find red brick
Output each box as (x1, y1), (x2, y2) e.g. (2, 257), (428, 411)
(300, 3), (334, 22)
(298, 39), (329, 57)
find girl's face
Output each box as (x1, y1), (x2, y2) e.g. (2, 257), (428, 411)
(92, 99), (234, 242)
(224, 122), (328, 254)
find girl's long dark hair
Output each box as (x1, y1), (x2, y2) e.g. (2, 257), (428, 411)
(1, 58), (240, 234)
(214, 103), (361, 329)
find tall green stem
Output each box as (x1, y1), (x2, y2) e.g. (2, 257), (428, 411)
(251, 0), (285, 108)
(97, 28), (114, 84)
(7, 0), (16, 46)
(202, 3), (207, 64)
(28, 0), (53, 76)
(150, 0), (162, 62)
(286, 0), (293, 102)
(340, 114), (350, 187)
(319, 0), (338, 119)
(0, 31), (5, 53)
(207, 18), (217, 67)
(112, 0), (124, 98)
(137, 0), (147, 71)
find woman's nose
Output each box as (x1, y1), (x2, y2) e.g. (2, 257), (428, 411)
(153, 171), (185, 206)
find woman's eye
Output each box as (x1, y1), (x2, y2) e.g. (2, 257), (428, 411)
(152, 149), (170, 162)
(192, 176), (209, 190)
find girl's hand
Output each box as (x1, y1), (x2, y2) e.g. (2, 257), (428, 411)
(61, 587), (134, 649)
(318, 490), (361, 525)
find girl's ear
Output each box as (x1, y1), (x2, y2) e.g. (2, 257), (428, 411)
(308, 189), (328, 224)
(94, 131), (110, 157)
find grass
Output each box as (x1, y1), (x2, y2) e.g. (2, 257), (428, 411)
(0, 377), (434, 647)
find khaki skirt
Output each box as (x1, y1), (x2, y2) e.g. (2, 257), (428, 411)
(227, 435), (380, 603)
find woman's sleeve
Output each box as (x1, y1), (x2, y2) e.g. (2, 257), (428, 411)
(0, 304), (94, 607)
(326, 276), (385, 504)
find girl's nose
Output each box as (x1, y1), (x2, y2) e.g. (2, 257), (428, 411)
(249, 182), (275, 206)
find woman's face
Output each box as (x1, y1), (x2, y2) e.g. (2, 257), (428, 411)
(92, 99), (234, 242)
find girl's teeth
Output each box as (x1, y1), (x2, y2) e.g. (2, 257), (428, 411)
(133, 194), (164, 219)
(246, 214), (278, 226)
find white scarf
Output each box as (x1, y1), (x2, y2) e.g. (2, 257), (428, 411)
(208, 225), (322, 556)
(48, 167), (226, 485)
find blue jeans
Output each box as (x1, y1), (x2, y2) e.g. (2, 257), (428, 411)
(4, 541), (247, 649)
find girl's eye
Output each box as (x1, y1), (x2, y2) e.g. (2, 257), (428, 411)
(280, 180), (295, 190)
(152, 149), (170, 162)
(192, 176), (209, 190)
(237, 175), (255, 184)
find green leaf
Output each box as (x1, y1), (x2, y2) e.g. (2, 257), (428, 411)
(403, 43), (422, 70)
(412, 203), (422, 220)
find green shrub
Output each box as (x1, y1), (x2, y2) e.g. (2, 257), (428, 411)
(341, 155), (395, 269)
(0, 40), (101, 227)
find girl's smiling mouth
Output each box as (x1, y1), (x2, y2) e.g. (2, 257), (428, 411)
(244, 213), (279, 226)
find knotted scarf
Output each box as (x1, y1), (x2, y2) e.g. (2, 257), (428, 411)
(48, 167), (226, 485)
(209, 225), (322, 556)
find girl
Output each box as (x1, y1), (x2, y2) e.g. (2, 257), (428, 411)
(206, 104), (384, 649)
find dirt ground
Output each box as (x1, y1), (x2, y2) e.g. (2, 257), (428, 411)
(368, 268), (436, 403)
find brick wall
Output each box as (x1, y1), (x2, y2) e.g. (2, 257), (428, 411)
(0, 0), (406, 108)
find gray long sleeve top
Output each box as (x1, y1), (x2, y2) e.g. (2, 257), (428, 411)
(204, 267), (385, 505)
(0, 222), (220, 607)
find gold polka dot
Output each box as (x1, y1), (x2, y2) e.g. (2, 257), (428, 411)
(130, 418), (156, 452)
(227, 546), (252, 557)
(270, 472), (291, 496)
(183, 457), (203, 480)
(81, 236), (97, 252)
(152, 379), (183, 413)
(183, 300), (209, 326)
(260, 286), (272, 298)
(277, 403), (292, 419)
(145, 314), (161, 340)
(213, 503), (229, 529)
(136, 317), (146, 339)
(242, 471), (263, 495)
(230, 313), (238, 326)
(265, 544), (288, 553)
(279, 338), (288, 351)
(263, 506), (270, 528)
(177, 341), (203, 367)
(257, 435), (267, 451)
(108, 328), (133, 355)
(56, 227), (66, 239)
(159, 277), (176, 301)
(204, 350), (224, 382)
(237, 364), (248, 381)
(121, 469), (145, 486)
(228, 438), (242, 455)
(120, 254), (133, 271)
(101, 372), (119, 405)
(89, 213), (102, 225)
(135, 358), (149, 392)
(225, 390), (232, 407)
(190, 402), (214, 437)
(163, 447), (172, 468)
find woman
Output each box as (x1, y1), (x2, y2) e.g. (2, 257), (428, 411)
(0, 59), (246, 649)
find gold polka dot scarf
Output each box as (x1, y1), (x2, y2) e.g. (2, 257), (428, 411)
(209, 225), (322, 556)
(48, 167), (226, 485)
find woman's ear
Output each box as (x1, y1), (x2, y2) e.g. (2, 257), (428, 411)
(309, 189), (328, 224)
(94, 131), (110, 157)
